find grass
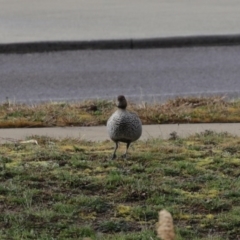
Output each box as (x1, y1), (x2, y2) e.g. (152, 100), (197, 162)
(1, 96), (240, 128)
(0, 131), (240, 239)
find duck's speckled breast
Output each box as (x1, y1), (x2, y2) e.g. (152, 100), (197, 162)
(107, 109), (142, 142)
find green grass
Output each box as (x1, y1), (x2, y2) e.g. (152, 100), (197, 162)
(1, 96), (240, 128)
(1, 131), (240, 239)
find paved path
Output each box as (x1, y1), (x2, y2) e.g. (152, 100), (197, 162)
(1, 123), (240, 143)
(1, 0), (240, 44)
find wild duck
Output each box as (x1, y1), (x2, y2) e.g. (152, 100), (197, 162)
(107, 95), (142, 159)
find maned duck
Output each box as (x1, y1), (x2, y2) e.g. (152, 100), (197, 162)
(107, 95), (142, 159)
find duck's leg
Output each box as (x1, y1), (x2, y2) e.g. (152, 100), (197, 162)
(111, 142), (118, 160)
(122, 142), (131, 159)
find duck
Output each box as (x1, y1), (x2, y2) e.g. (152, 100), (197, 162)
(107, 95), (142, 159)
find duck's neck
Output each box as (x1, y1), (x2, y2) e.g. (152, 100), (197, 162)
(117, 107), (127, 112)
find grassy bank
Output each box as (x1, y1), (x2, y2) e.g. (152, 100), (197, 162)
(0, 131), (240, 239)
(1, 97), (240, 128)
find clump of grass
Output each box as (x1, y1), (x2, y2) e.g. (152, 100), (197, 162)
(1, 96), (240, 127)
(1, 132), (240, 239)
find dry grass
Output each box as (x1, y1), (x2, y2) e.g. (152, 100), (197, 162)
(1, 96), (240, 128)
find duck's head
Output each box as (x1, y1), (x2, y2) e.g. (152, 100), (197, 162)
(117, 95), (127, 109)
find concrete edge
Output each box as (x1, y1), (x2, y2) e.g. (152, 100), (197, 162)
(1, 34), (240, 53)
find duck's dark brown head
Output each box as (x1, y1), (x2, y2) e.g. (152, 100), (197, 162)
(117, 95), (127, 109)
